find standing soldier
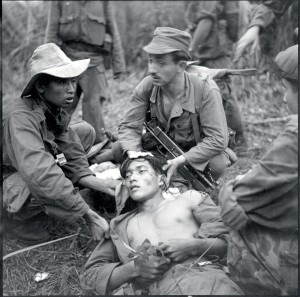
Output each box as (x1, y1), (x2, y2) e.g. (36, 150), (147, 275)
(234, 0), (297, 61)
(185, 1), (247, 152)
(45, 1), (126, 144)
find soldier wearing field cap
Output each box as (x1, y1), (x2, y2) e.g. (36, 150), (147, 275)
(116, 27), (236, 190)
(218, 44), (298, 295)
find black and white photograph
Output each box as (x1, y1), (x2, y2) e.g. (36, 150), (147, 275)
(2, 0), (298, 295)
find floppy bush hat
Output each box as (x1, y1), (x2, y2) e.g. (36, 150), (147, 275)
(143, 27), (192, 58)
(21, 43), (90, 97)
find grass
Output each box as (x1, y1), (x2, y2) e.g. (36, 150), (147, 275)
(3, 67), (287, 295)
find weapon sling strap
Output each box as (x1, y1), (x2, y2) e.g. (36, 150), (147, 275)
(148, 74), (204, 143)
(190, 74), (205, 144)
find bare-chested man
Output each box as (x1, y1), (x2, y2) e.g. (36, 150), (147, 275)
(81, 156), (243, 295)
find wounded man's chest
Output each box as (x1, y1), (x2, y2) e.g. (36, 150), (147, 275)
(126, 209), (199, 249)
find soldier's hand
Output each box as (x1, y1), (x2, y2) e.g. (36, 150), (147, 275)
(162, 155), (186, 187)
(159, 239), (197, 262)
(84, 209), (110, 241)
(234, 25), (260, 61)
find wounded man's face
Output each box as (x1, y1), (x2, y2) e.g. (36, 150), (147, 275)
(124, 159), (162, 202)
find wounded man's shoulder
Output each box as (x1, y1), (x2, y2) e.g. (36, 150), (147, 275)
(180, 190), (208, 204)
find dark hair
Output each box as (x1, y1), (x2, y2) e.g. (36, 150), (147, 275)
(170, 50), (191, 63)
(120, 155), (167, 179)
(37, 73), (57, 87)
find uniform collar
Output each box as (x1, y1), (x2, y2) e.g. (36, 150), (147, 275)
(149, 72), (196, 114)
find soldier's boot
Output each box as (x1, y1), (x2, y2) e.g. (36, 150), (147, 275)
(5, 214), (51, 246)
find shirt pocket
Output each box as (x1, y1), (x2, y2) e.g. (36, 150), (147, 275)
(59, 14), (81, 41)
(173, 117), (195, 147)
(81, 12), (106, 46)
(3, 172), (31, 213)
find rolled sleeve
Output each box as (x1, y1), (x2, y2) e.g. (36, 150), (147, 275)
(118, 77), (153, 153)
(184, 80), (228, 171)
(248, 0), (295, 31)
(195, 1), (218, 23)
(81, 239), (121, 295)
(248, 3), (275, 31)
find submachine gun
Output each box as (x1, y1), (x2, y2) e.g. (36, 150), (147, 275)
(143, 120), (217, 192)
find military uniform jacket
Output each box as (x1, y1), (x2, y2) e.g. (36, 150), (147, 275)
(219, 115), (298, 295)
(185, 1), (239, 60)
(45, 1), (125, 73)
(118, 72), (228, 171)
(249, 0), (296, 31)
(3, 96), (92, 216)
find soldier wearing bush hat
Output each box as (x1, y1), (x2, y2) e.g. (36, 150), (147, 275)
(3, 43), (118, 246)
(115, 26), (236, 191)
(218, 44), (298, 295)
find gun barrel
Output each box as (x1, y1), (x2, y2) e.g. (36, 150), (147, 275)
(143, 122), (215, 190)
(226, 68), (258, 76)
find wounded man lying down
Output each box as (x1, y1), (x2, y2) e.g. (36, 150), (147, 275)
(81, 156), (243, 295)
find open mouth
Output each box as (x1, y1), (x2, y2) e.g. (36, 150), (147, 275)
(65, 98), (74, 104)
(130, 185), (139, 191)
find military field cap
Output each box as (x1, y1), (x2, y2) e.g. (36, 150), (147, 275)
(143, 27), (191, 58)
(274, 45), (298, 80)
(21, 43), (90, 97)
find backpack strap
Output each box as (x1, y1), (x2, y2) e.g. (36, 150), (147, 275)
(189, 73), (207, 144)
(191, 114), (201, 144)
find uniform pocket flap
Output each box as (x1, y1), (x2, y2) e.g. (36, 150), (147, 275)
(3, 172), (31, 213)
(86, 13), (106, 24)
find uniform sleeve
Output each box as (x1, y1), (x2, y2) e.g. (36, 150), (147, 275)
(45, 1), (62, 45)
(195, 1), (218, 23)
(106, 1), (126, 75)
(219, 118), (298, 231)
(193, 193), (229, 241)
(118, 77), (153, 153)
(183, 79), (228, 171)
(81, 239), (121, 295)
(4, 112), (89, 216)
(57, 126), (95, 184)
(248, 0), (295, 31)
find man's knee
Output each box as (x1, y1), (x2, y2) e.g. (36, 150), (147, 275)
(208, 153), (227, 180)
(71, 121), (96, 153)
